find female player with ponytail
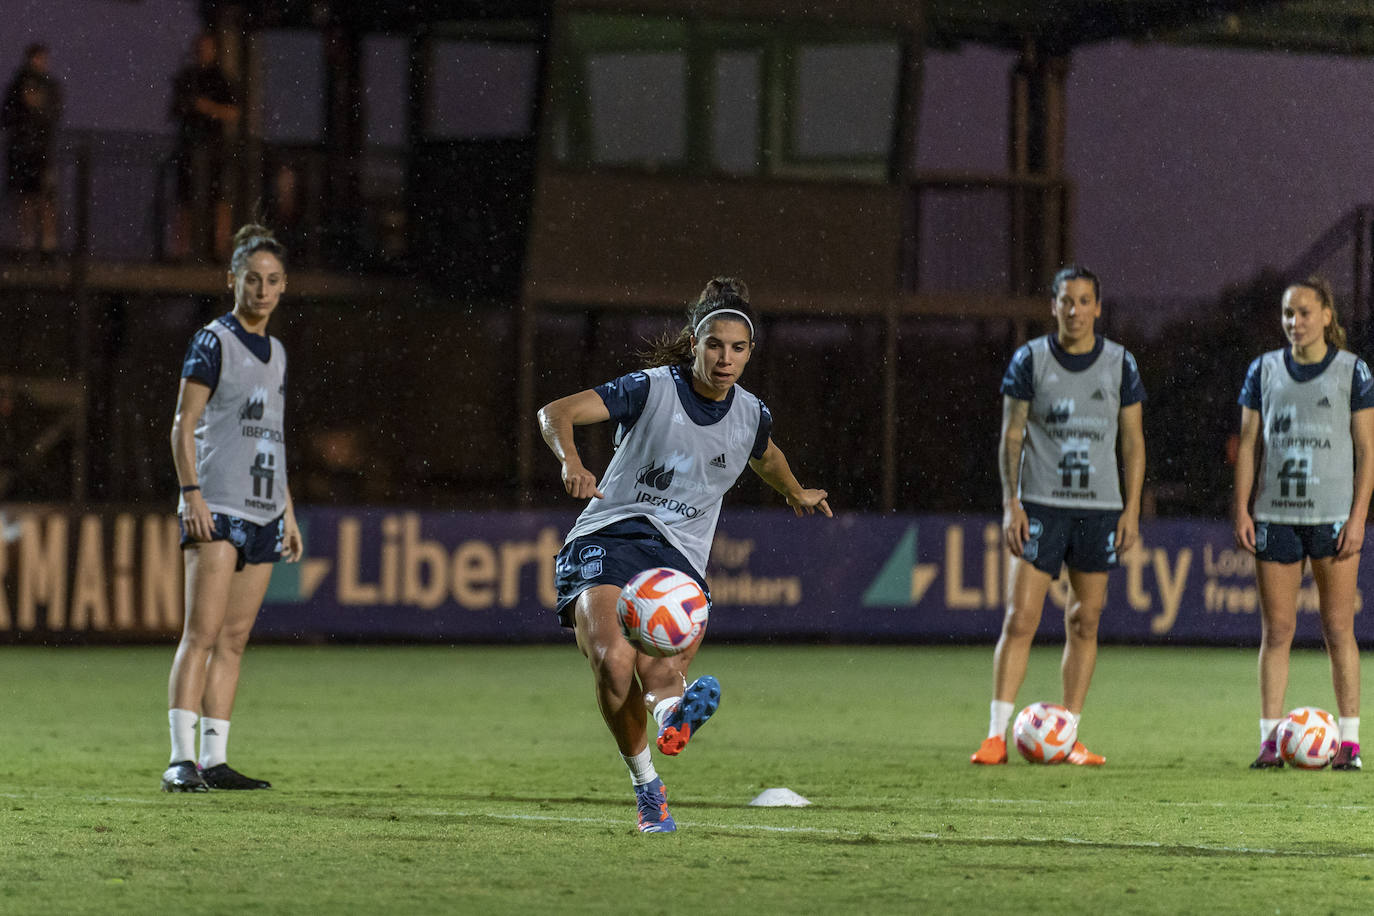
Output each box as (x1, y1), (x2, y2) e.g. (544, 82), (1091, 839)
(539, 277), (831, 832)
(1234, 276), (1374, 770)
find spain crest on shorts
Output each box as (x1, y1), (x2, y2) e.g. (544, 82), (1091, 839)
(578, 544), (605, 579)
(228, 517), (248, 547)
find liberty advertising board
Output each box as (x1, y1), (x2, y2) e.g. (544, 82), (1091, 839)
(0, 507), (1358, 644)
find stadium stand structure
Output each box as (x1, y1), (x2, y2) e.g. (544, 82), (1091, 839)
(0, 0), (1342, 511)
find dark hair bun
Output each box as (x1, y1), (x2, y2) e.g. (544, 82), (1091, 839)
(232, 223), (275, 249)
(699, 277), (749, 305)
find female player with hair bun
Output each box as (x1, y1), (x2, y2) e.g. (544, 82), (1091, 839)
(162, 223), (303, 792)
(539, 277), (831, 832)
(971, 265), (1146, 768)
(1234, 276), (1374, 770)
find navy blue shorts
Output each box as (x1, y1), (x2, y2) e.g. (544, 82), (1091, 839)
(1254, 520), (1343, 564)
(1021, 501), (1120, 577)
(554, 519), (710, 628)
(180, 513), (285, 571)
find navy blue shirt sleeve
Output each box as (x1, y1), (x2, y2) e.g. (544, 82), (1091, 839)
(1238, 356), (1264, 411)
(1353, 358), (1374, 412)
(751, 401), (773, 460)
(1120, 350), (1146, 407)
(181, 328), (221, 393)
(1000, 345), (1034, 401)
(594, 371), (651, 428)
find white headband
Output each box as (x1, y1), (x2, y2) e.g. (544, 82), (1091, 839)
(693, 308), (754, 340)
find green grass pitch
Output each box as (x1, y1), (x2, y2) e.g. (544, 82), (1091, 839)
(2, 643), (1371, 914)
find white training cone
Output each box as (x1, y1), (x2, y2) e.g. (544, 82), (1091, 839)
(748, 787), (811, 807)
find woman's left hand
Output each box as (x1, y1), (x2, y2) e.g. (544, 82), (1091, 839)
(1336, 516), (1366, 561)
(281, 516), (304, 562)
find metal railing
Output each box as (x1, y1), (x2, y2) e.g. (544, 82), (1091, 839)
(0, 129), (407, 269)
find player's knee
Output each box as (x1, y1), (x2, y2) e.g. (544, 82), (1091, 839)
(178, 626), (219, 654)
(588, 637), (636, 684)
(213, 629), (251, 656)
(1319, 618), (1357, 647)
(1065, 603), (1102, 640)
(1261, 618), (1297, 646)
(1001, 605), (1041, 641)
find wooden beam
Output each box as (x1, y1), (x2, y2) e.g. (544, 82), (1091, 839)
(528, 280), (1047, 321)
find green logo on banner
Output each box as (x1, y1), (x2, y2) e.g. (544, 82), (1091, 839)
(862, 524), (938, 607)
(263, 520), (332, 603)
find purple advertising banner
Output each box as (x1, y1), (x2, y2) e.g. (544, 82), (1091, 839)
(0, 506), (1363, 644)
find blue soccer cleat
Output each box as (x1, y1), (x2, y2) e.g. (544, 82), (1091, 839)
(656, 675), (721, 756)
(635, 777), (676, 833)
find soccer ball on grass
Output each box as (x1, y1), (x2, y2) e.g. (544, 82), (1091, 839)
(1277, 706), (1340, 769)
(616, 567), (709, 657)
(1013, 702), (1077, 764)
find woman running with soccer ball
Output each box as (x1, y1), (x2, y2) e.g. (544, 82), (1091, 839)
(970, 266), (1146, 767)
(539, 278), (831, 832)
(162, 224), (303, 792)
(1233, 277), (1374, 770)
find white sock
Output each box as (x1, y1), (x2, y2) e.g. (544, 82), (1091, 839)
(652, 696), (680, 730)
(169, 708), (198, 765)
(1260, 718), (1281, 743)
(1065, 710), (1081, 729)
(988, 700), (1014, 739)
(1340, 717), (1360, 746)
(198, 716), (230, 769)
(622, 745), (658, 787)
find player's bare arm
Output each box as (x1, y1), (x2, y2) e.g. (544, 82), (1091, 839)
(1116, 401), (1145, 555)
(1232, 406), (1262, 552)
(748, 437), (831, 517)
(1338, 407), (1374, 559)
(171, 377), (214, 542)
(538, 389), (610, 500)
(999, 396), (1031, 554)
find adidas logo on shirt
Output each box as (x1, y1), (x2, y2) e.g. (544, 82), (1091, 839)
(1091, 389), (1106, 400)
(1317, 397), (1332, 407)
(710, 454), (727, 469)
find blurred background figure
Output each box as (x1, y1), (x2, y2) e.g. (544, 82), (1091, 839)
(168, 32), (238, 260)
(2, 43), (62, 255)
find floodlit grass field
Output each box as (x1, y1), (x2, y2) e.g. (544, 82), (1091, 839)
(2, 643), (1371, 914)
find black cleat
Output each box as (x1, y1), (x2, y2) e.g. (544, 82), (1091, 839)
(200, 763), (272, 790)
(162, 760), (209, 792)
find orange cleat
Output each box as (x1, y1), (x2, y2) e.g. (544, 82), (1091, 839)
(970, 736), (1008, 765)
(1065, 741), (1105, 766)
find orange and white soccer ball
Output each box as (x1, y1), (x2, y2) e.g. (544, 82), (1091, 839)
(1013, 702), (1078, 764)
(1278, 706), (1340, 769)
(616, 568), (709, 657)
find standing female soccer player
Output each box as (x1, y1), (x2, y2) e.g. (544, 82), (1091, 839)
(970, 265), (1146, 766)
(162, 223), (302, 792)
(1233, 277), (1374, 770)
(539, 278), (831, 832)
